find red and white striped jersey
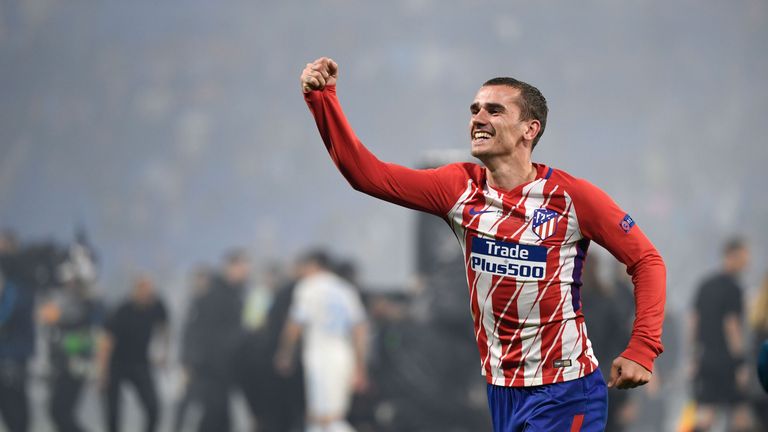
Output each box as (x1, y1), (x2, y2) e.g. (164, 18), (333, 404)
(305, 86), (666, 387)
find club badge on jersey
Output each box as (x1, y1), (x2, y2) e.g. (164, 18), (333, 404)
(531, 208), (560, 241)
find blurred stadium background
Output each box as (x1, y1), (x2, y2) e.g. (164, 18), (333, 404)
(1, 0), (767, 431)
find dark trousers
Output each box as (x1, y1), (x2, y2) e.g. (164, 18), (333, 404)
(0, 359), (28, 432)
(104, 363), (159, 432)
(257, 367), (304, 432)
(197, 375), (231, 432)
(50, 365), (87, 432)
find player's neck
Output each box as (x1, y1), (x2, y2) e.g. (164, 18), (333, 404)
(483, 153), (536, 191)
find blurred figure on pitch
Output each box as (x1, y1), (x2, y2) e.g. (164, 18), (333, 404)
(39, 230), (102, 432)
(690, 238), (753, 431)
(275, 250), (369, 432)
(190, 250), (247, 432)
(0, 231), (34, 432)
(97, 275), (170, 432)
(172, 265), (212, 432)
(238, 262), (283, 430)
(39, 280), (102, 431)
(259, 263), (305, 432)
(748, 271), (768, 430)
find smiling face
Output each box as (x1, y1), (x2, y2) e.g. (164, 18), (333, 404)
(469, 84), (542, 162)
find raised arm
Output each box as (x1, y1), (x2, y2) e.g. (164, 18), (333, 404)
(301, 57), (468, 217)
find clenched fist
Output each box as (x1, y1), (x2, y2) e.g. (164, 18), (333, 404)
(607, 356), (652, 390)
(301, 57), (338, 93)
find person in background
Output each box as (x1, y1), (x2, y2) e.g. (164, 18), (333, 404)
(691, 237), (753, 431)
(173, 265), (212, 432)
(260, 263), (305, 432)
(237, 262), (281, 430)
(748, 271), (768, 430)
(192, 250), (247, 432)
(39, 277), (102, 432)
(0, 230), (34, 432)
(98, 275), (169, 432)
(275, 250), (369, 432)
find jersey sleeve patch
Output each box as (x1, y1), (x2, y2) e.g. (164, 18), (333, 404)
(619, 214), (636, 234)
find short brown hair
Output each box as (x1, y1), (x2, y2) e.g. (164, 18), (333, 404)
(483, 77), (548, 149)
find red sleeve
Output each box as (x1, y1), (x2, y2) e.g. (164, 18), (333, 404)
(304, 86), (467, 216)
(572, 179), (666, 372)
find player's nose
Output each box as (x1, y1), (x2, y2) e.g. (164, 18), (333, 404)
(472, 108), (491, 124)
(471, 117), (489, 131)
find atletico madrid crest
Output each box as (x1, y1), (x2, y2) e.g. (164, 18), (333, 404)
(531, 208), (559, 241)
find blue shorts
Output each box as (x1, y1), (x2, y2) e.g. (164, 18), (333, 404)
(487, 370), (608, 432)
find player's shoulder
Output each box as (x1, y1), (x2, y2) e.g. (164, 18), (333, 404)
(428, 161), (483, 187)
(438, 161), (483, 176)
(546, 166), (597, 193)
(545, 166), (619, 212)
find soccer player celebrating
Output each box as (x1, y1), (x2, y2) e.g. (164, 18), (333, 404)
(301, 57), (666, 431)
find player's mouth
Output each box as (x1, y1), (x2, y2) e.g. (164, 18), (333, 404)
(471, 129), (494, 144)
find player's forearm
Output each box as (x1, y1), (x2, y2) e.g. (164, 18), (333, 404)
(352, 322), (369, 368)
(96, 331), (114, 372)
(724, 314), (745, 358)
(621, 251), (666, 372)
(305, 86), (391, 195)
(276, 320), (302, 360)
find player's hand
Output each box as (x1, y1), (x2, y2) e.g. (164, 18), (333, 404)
(97, 367), (109, 392)
(353, 365), (370, 394)
(273, 351), (294, 376)
(735, 363), (750, 392)
(607, 356), (651, 389)
(301, 57), (338, 93)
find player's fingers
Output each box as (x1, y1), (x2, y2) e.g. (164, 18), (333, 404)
(312, 57), (329, 72)
(301, 67), (315, 83)
(327, 58), (339, 77)
(318, 57), (338, 76)
(607, 362), (620, 388)
(617, 371), (647, 389)
(304, 75), (320, 89)
(615, 375), (633, 389)
(311, 64), (330, 80)
(313, 73), (326, 87)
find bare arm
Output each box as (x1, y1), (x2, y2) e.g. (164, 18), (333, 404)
(352, 322), (368, 367)
(688, 312), (698, 347)
(724, 313), (745, 359)
(274, 320), (302, 375)
(352, 322), (369, 392)
(96, 330), (114, 389)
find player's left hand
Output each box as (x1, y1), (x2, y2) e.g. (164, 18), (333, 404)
(607, 356), (651, 389)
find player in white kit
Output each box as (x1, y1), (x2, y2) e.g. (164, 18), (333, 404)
(275, 251), (369, 432)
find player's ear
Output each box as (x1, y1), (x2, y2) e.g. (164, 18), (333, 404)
(524, 120), (541, 142)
